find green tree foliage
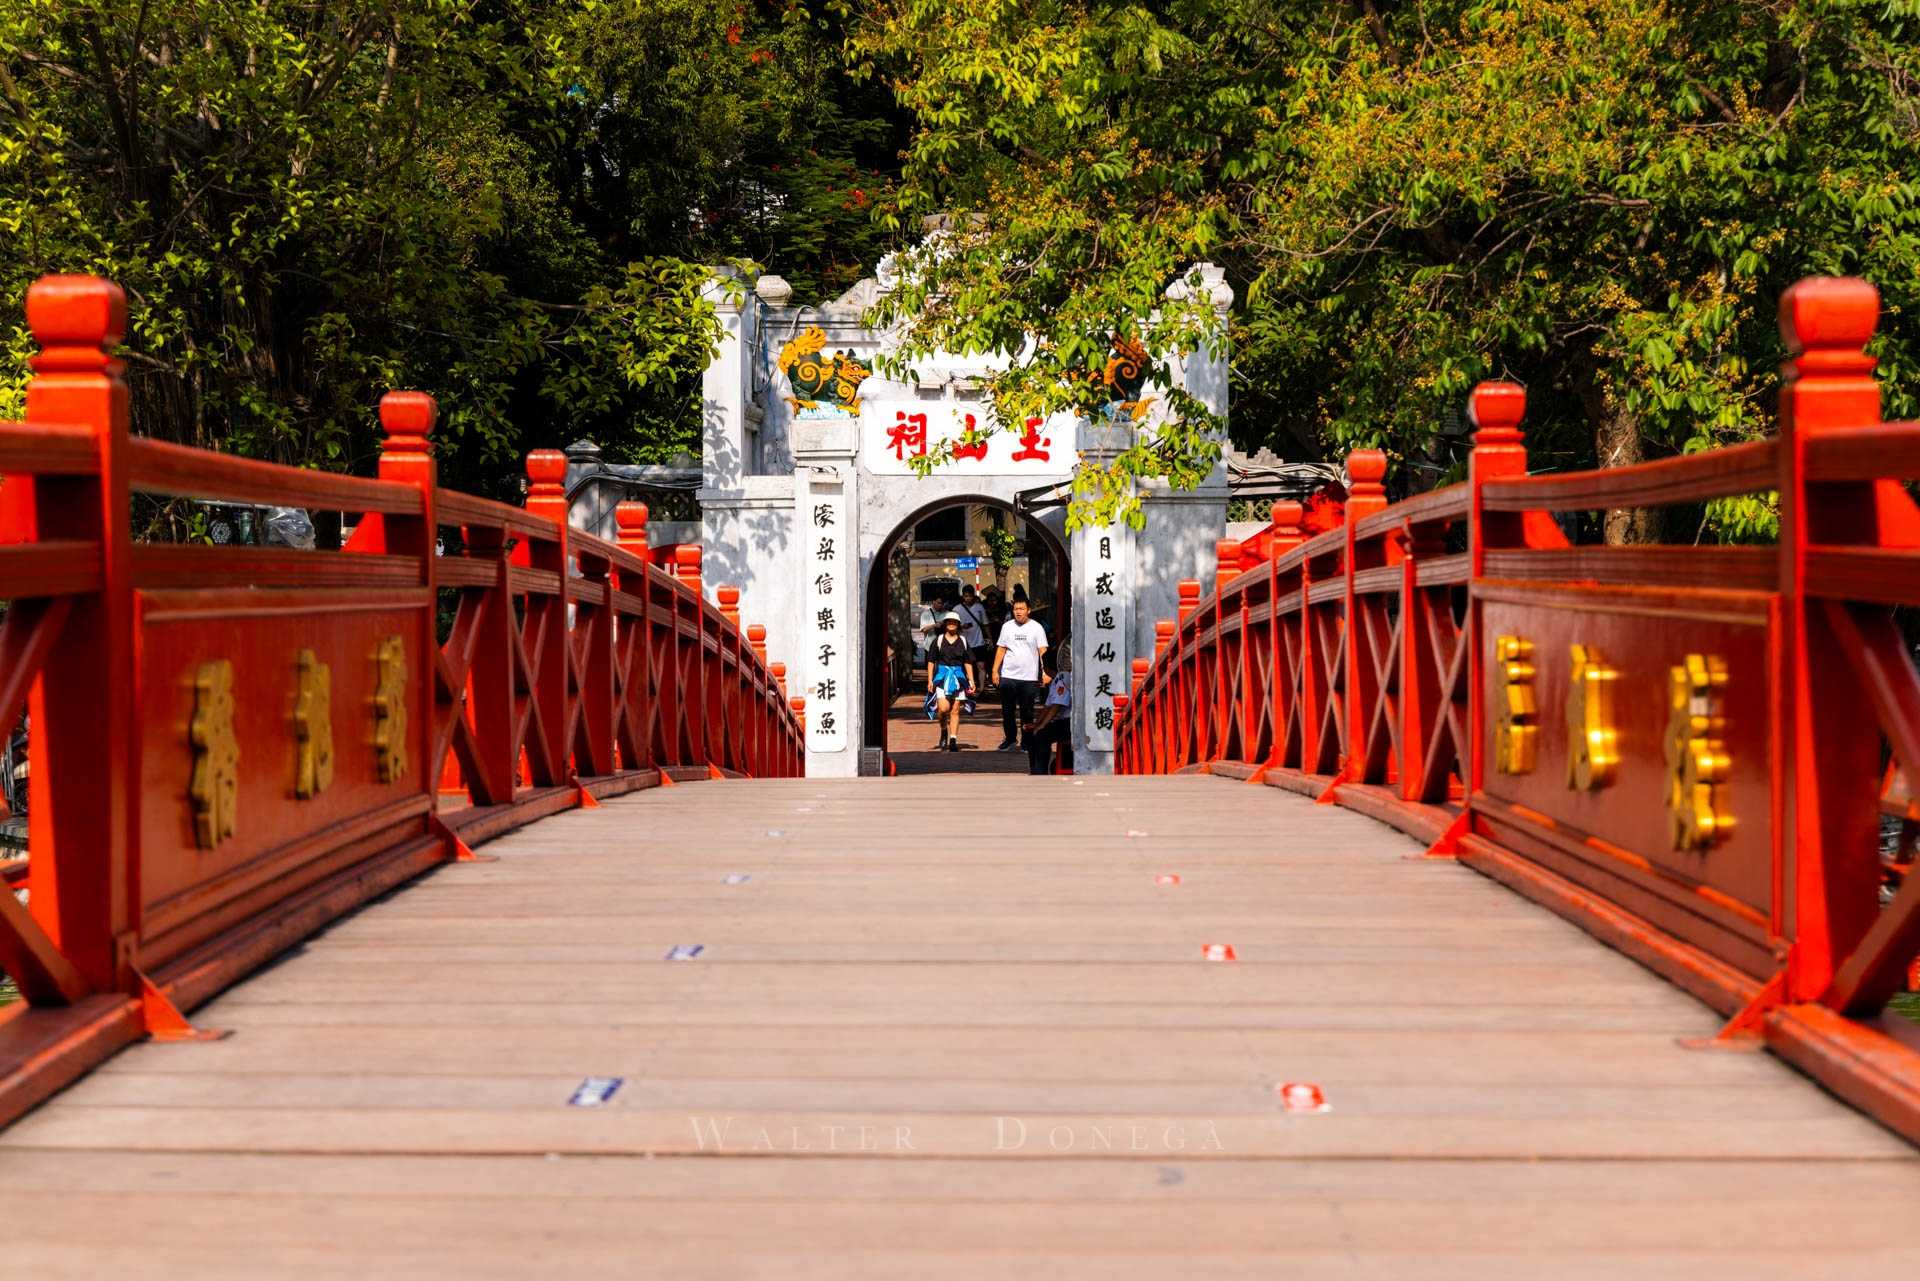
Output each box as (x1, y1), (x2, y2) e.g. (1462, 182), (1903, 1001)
(852, 0), (1920, 538)
(0, 0), (903, 493)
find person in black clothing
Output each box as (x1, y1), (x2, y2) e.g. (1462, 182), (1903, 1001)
(924, 611), (975, 752)
(1025, 648), (1072, 774)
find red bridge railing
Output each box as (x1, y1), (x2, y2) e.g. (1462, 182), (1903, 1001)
(1117, 276), (1920, 1144)
(0, 276), (801, 1126)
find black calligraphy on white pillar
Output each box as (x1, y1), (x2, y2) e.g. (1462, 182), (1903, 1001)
(807, 495), (849, 750)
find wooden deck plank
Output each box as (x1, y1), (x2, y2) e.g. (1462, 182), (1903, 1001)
(2, 773), (1915, 1274)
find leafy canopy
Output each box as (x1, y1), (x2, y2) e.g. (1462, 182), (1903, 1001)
(851, 0), (1920, 537)
(0, 0), (904, 493)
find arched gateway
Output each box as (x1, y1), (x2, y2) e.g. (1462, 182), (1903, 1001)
(580, 263), (1235, 775)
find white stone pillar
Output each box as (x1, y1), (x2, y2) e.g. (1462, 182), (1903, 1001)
(792, 419), (861, 777)
(1070, 507), (1133, 775)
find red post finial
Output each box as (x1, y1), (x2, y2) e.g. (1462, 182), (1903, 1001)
(372, 391), (438, 491)
(614, 500), (649, 552)
(769, 658), (786, 697)
(1778, 277), (1881, 433)
(1270, 500), (1304, 556)
(523, 448), (567, 528)
(525, 448), (566, 495)
(25, 276), (127, 375)
(377, 392), (437, 457)
(1111, 693), (1129, 723)
(675, 544), (704, 597)
(1154, 618), (1175, 659)
(1468, 380), (1528, 480)
(1177, 579), (1202, 622)
(747, 622), (768, 665)
(717, 584), (741, 627)
(790, 694), (806, 735)
(1345, 449), (1389, 520)
(1468, 382), (1525, 442)
(1131, 656), (1150, 696)
(1214, 539), (1242, 590)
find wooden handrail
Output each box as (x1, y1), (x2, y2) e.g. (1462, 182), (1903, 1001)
(127, 437), (423, 514)
(1480, 438), (1778, 511)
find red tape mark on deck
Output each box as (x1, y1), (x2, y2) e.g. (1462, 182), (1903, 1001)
(1200, 943), (1236, 962)
(1276, 1082), (1332, 1113)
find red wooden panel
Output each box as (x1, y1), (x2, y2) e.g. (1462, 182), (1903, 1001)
(132, 588), (432, 965)
(1476, 583), (1778, 951)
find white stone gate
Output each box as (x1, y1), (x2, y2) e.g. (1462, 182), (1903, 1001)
(620, 262), (1231, 776)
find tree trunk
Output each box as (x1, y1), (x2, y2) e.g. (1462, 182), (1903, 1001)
(1579, 370), (1662, 545)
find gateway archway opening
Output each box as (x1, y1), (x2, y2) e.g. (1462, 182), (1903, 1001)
(864, 496), (1069, 774)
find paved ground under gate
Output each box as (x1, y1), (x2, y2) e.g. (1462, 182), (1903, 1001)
(2, 775), (1917, 1277)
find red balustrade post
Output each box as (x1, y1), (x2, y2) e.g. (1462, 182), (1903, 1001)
(1776, 279), (1895, 1004)
(674, 546), (707, 765)
(1111, 693), (1130, 773)
(1466, 382), (1530, 799)
(613, 501), (653, 773)
(1265, 502), (1302, 771)
(675, 544), (704, 598)
(519, 450), (572, 787)
(1343, 450), (1390, 784)
(19, 277), (136, 996)
(1177, 580), (1201, 623)
(1152, 621), (1174, 772)
(363, 392), (469, 805)
(769, 659), (787, 701)
(746, 622), (769, 777)
(572, 513), (618, 778)
(1398, 506), (1449, 802)
(1128, 657), (1149, 776)
(1298, 536), (1321, 776)
(1213, 539), (1242, 763)
(1176, 581), (1201, 768)
(712, 586), (743, 774)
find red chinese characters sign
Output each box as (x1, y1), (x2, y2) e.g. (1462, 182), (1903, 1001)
(861, 400), (1077, 475)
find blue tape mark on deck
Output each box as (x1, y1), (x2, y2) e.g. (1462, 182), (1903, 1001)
(568, 1076), (624, 1107)
(665, 944), (705, 961)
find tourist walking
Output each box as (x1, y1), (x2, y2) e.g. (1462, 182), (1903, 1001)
(924, 611), (975, 752)
(958, 585), (992, 683)
(1024, 648), (1072, 774)
(991, 598), (1048, 752)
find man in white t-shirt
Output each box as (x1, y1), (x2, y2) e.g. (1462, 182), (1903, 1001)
(991, 598), (1048, 752)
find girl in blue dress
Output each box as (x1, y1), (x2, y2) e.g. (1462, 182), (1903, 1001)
(923, 611), (976, 752)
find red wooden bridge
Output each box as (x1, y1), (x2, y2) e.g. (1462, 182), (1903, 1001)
(0, 275), (1918, 1275)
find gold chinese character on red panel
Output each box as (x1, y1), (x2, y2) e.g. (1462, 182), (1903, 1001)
(1666, 653), (1732, 851)
(190, 659), (240, 849)
(292, 649), (334, 799)
(372, 635), (409, 783)
(1565, 644), (1619, 791)
(1493, 634), (1537, 775)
